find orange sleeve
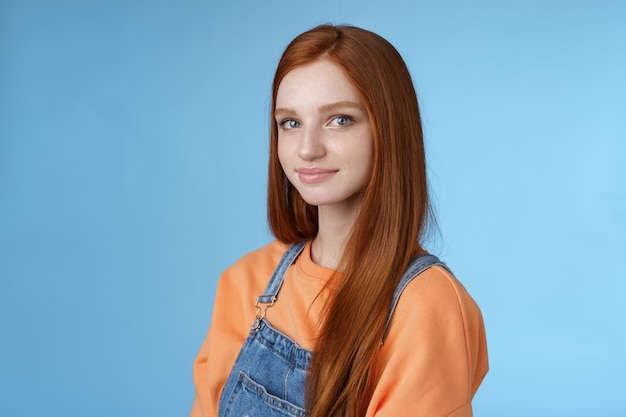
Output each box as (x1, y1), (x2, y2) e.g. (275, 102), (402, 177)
(189, 330), (211, 417)
(366, 266), (488, 417)
(190, 245), (487, 416)
(189, 242), (287, 417)
(189, 265), (258, 417)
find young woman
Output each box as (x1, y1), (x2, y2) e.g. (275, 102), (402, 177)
(191, 24), (488, 417)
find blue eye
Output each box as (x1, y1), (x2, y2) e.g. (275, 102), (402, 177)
(331, 116), (352, 127)
(281, 119), (300, 129)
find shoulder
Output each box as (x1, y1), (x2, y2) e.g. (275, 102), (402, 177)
(370, 264), (489, 414)
(216, 240), (290, 295)
(222, 240), (289, 276)
(399, 264), (480, 320)
(210, 241), (291, 331)
(386, 263), (486, 357)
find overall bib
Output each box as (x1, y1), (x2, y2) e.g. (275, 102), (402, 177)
(218, 242), (447, 417)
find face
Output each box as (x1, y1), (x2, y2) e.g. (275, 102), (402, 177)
(275, 59), (373, 213)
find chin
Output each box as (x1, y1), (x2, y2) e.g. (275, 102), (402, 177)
(299, 194), (361, 210)
(298, 195), (336, 207)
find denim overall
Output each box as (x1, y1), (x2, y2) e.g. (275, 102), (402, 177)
(218, 242), (447, 417)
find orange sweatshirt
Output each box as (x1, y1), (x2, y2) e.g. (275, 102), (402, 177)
(190, 241), (488, 417)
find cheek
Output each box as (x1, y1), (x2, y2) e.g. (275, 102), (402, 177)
(276, 138), (291, 171)
(359, 153), (374, 183)
(358, 136), (374, 175)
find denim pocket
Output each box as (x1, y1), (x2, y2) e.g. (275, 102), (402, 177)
(221, 371), (307, 417)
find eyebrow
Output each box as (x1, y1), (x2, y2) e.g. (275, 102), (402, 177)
(274, 100), (365, 118)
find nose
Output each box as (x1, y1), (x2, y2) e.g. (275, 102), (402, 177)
(297, 125), (326, 161)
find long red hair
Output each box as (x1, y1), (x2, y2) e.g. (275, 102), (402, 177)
(267, 25), (432, 417)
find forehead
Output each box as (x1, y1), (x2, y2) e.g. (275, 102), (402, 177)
(275, 59), (362, 107)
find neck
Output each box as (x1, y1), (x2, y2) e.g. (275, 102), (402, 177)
(311, 204), (359, 270)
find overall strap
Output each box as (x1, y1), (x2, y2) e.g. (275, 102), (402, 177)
(381, 254), (449, 342)
(251, 241), (307, 332)
(257, 241), (307, 304)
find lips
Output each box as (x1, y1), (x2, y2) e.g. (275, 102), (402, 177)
(297, 167), (338, 184)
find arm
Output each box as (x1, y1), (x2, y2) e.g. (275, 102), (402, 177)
(366, 266), (488, 417)
(188, 241), (287, 417)
(190, 331), (211, 417)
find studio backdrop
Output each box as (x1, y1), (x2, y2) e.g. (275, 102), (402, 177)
(1, 1), (624, 416)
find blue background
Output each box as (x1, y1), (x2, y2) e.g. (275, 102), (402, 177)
(1, 0), (624, 415)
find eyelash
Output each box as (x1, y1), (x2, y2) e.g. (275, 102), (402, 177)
(278, 115), (354, 130)
(279, 119), (300, 129)
(330, 115), (353, 127)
